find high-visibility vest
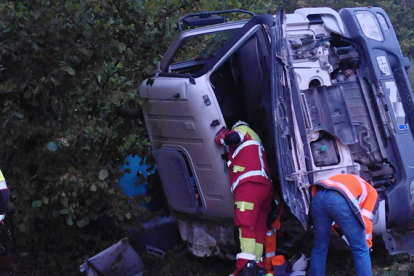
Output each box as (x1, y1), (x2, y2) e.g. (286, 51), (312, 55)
(311, 174), (378, 248)
(226, 125), (272, 193)
(0, 169), (10, 224)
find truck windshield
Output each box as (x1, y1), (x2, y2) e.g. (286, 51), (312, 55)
(171, 28), (239, 67)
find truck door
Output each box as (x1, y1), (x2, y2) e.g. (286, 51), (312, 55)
(139, 75), (234, 219)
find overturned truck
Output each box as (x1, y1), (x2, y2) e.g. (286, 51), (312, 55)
(137, 7), (414, 258)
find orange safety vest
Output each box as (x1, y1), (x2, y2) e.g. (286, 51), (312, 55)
(311, 174), (378, 248)
(226, 125), (272, 193)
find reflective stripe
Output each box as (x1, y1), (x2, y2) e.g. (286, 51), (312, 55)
(0, 214), (5, 221)
(232, 140), (261, 159)
(257, 143), (269, 180)
(232, 165), (245, 173)
(361, 208), (374, 220)
(366, 233), (372, 239)
(355, 175), (367, 204)
(231, 170), (269, 193)
(236, 252), (256, 261)
(227, 160), (232, 167)
(0, 170), (5, 182)
(235, 201), (254, 211)
(236, 130), (245, 144)
(266, 229), (276, 236)
(266, 252), (276, 258)
(0, 181), (7, 190)
(323, 179), (361, 212)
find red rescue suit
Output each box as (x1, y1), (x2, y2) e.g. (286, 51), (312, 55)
(311, 174), (378, 248)
(215, 122), (273, 275)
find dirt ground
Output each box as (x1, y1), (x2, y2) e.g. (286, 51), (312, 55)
(142, 236), (414, 276)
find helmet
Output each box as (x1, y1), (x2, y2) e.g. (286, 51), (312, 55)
(232, 120), (249, 129)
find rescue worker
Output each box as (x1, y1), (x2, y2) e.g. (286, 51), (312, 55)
(214, 121), (273, 276)
(264, 195), (283, 272)
(0, 168), (10, 224)
(309, 173), (378, 276)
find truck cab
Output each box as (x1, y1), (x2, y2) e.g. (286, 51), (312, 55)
(138, 7), (414, 257)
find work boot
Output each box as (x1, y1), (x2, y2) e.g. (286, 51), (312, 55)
(239, 260), (260, 276)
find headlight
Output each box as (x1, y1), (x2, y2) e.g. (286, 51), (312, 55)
(355, 11), (384, 41)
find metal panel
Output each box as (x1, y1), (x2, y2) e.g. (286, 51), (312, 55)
(139, 76), (234, 219)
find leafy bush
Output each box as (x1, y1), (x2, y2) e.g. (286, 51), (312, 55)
(0, 0), (165, 273)
(0, 0), (276, 273)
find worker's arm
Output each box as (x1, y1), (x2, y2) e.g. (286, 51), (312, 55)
(361, 185), (379, 248)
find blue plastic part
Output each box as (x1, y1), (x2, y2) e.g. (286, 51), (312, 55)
(119, 155), (157, 210)
(119, 155), (156, 196)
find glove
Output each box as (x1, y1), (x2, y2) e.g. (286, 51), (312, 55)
(214, 126), (229, 145)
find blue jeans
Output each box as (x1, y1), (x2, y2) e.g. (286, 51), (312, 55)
(309, 189), (372, 276)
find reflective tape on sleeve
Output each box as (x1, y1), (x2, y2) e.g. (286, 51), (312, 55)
(232, 165), (245, 173)
(366, 233), (372, 240)
(265, 252), (276, 258)
(235, 201), (254, 212)
(232, 140), (261, 159)
(361, 208), (374, 220)
(355, 175), (368, 204)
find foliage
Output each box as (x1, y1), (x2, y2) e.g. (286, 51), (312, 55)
(0, 0), (161, 273)
(1, 0), (414, 275)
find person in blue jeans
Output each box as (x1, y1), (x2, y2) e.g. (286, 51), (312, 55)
(309, 174), (378, 276)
